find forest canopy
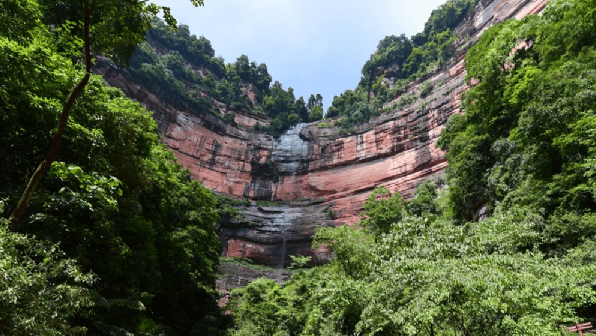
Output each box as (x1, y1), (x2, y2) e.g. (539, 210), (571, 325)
(128, 18), (324, 138)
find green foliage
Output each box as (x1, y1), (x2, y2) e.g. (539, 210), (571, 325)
(0, 4), (226, 333)
(146, 18), (224, 76)
(362, 0), (475, 82)
(128, 18), (323, 138)
(250, 159), (279, 183)
(307, 93), (323, 112)
(223, 112), (237, 126)
(0, 0), (42, 44)
(407, 180), (442, 217)
(309, 105), (323, 122)
(28, 162), (124, 271)
(360, 185), (407, 235)
(259, 82), (302, 137)
(128, 40), (217, 115)
(215, 194), (251, 223)
(328, 0), (478, 131)
(0, 205), (95, 335)
(230, 54), (273, 92)
(439, 0), (596, 222)
(228, 181), (596, 335)
(326, 88), (371, 129)
(314, 224), (375, 279)
(419, 80), (434, 96)
(221, 256), (279, 272)
(295, 96), (309, 122)
(289, 255), (312, 269)
(36, 0), (180, 67)
(207, 3), (592, 334)
(362, 34), (413, 82)
(325, 207), (336, 219)
(415, 0), (478, 46)
(316, 122), (333, 128)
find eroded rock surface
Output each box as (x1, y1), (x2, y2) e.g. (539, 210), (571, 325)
(97, 0), (548, 267)
(217, 201), (334, 268)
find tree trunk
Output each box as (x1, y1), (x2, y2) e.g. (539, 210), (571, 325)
(9, 0), (96, 229)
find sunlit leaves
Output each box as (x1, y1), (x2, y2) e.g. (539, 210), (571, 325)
(0, 213), (95, 335)
(230, 183), (596, 335)
(0, 3), (223, 333)
(440, 0), (596, 220)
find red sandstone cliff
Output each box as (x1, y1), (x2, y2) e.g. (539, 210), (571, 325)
(97, 0), (548, 267)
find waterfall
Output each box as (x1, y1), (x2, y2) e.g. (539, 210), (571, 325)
(279, 226), (288, 268)
(267, 123), (309, 268)
(271, 123), (309, 175)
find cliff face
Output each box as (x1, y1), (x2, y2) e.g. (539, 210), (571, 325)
(97, 0), (547, 268)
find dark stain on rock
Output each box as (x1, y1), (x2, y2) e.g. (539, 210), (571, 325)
(209, 140), (221, 168)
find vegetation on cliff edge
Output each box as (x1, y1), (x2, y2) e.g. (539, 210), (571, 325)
(128, 18), (324, 138)
(326, 0), (478, 131)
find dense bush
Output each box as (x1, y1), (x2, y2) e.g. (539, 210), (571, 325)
(0, 2), (228, 333)
(0, 205), (95, 335)
(228, 180), (596, 335)
(148, 18), (225, 77)
(438, 0), (596, 222)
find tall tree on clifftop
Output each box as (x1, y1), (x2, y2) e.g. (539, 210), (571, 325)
(9, 0), (205, 227)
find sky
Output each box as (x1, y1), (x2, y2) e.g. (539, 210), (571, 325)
(149, 0), (448, 110)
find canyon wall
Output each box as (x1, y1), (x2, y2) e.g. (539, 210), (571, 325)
(96, 0), (547, 267)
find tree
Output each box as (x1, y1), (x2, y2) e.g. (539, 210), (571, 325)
(439, 0), (596, 221)
(296, 96), (309, 122)
(359, 185), (407, 236)
(9, 0), (205, 227)
(309, 105), (323, 122)
(407, 180), (442, 217)
(307, 93), (323, 111)
(255, 63), (272, 92)
(0, 41), (224, 332)
(1, 1), (229, 333)
(228, 182), (596, 336)
(306, 93), (324, 121)
(361, 34), (413, 81)
(0, 218), (95, 335)
(235, 54), (251, 82)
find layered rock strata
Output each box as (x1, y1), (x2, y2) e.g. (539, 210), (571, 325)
(97, 0), (548, 267)
(217, 200), (334, 268)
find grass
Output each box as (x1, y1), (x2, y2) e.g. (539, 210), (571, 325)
(317, 122), (333, 128)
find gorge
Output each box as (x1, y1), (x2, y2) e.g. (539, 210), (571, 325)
(96, 0), (548, 268)
(7, 0), (596, 333)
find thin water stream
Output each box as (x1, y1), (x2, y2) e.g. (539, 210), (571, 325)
(271, 123), (308, 174)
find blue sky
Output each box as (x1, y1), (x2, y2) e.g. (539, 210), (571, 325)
(150, 0), (448, 110)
